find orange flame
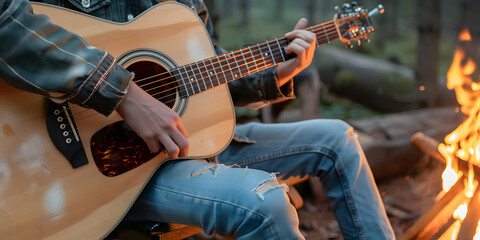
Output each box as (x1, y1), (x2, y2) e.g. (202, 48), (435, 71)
(440, 28), (480, 239)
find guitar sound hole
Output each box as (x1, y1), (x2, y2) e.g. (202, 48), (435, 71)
(126, 61), (176, 108)
(91, 61), (177, 177)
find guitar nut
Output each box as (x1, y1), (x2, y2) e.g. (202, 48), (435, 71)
(66, 138), (72, 144)
(63, 131), (69, 137)
(60, 124), (66, 130)
(54, 109), (61, 115)
(57, 116), (63, 122)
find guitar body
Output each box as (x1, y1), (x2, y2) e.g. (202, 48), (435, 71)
(0, 2), (234, 239)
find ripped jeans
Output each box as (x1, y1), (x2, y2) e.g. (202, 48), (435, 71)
(125, 119), (395, 240)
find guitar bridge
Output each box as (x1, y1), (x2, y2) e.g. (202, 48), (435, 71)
(46, 100), (88, 168)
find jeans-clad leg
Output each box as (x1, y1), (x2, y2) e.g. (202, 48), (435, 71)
(218, 119), (395, 240)
(125, 160), (304, 240)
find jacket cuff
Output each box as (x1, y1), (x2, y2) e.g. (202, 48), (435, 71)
(68, 53), (134, 116)
(260, 66), (295, 104)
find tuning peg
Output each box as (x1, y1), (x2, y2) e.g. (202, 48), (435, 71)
(368, 4), (385, 17)
(334, 6), (341, 13)
(366, 26), (375, 33)
(342, 3), (352, 11)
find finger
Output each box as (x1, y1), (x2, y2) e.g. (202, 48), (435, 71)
(159, 136), (180, 159)
(285, 30), (316, 43)
(176, 119), (189, 138)
(144, 137), (161, 153)
(171, 131), (190, 158)
(285, 42), (309, 56)
(294, 18), (308, 30)
(291, 38), (312, 50)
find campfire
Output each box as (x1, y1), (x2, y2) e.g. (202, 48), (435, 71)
(405, 29), (480, 240)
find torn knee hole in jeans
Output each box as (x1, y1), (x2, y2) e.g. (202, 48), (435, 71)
(190, 166), (288, 200)
(252, 174), (289, 200)
(190, 164), (237, 177)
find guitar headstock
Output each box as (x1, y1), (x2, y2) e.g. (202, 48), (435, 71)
(334, 2), (384, 48)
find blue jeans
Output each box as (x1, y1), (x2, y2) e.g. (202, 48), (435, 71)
(125, 119), (395, 240)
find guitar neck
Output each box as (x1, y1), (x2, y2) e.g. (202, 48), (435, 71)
(169, 19), (342, 98)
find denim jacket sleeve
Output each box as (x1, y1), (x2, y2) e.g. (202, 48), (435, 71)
(0, 0), (134, 116)
(193, 0), (295, 109)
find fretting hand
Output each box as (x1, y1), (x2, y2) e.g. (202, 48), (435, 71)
(276, 18), (316, 86)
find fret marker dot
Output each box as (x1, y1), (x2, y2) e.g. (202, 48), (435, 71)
(265, 53), (268, 56)
(234, 74), (238, 77)
(190, 78), (194, 82)
(210, 72), (213, 75)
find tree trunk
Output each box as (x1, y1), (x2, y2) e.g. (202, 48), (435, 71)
(274, 0), (285, 21)
(463, 0), (480, 50)
(306, 0), (315, 25)
(240, 0), (249, 29)
(415, 0), (442, 108)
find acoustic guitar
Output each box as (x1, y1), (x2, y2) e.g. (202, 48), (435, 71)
(0, 2), (382, 239)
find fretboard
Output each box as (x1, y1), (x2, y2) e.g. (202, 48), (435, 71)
(169, 18), (343, 98)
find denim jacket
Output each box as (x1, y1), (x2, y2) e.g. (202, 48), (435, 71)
(0, 0), (294, 115)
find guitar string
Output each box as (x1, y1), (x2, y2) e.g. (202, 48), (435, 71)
(71, 16), (356, 113)
(132, 14), (359, 87)
(62, 16), (360, 129)
(61, 24), (344, 128)
(140, 25), (337, 92)
(141, 26), (341, 97)
(64, 25), (340, 120)
(65, 23), (341, 115)
(68, 60), (280, 133)
(135, 22), (341, 87)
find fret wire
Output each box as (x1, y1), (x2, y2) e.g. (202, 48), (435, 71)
(256, 43), (268, 69)
(248, 46), (260, 72)
(230, 52), (243, 77)
(176, 69), (190, 96)
(215, 55), (229, 84)
(189, 65), (202, 93)
(175, 70), (189, 97)
(183, 65), (196, 95)
(240, 48), (251, 75)
(197, 62), (212, 89)
(209, 58), (221, 86)
(203, 61), (215, 88)
(269, 39), (285, 64)
(224, 53), (237, 80)
(235, 50), (249, 77)
(322, 26), (331, 44)
(275, 38), (286, 62)
(265, 40), (277, 64)
(195, 62), (207, 90)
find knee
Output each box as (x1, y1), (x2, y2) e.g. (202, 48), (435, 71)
(302, 119), (355, 144)
(239, 171), (297, 221)
(218, 171), (300, 238)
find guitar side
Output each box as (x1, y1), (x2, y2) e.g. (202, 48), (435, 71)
(0, 2), (234, 240)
